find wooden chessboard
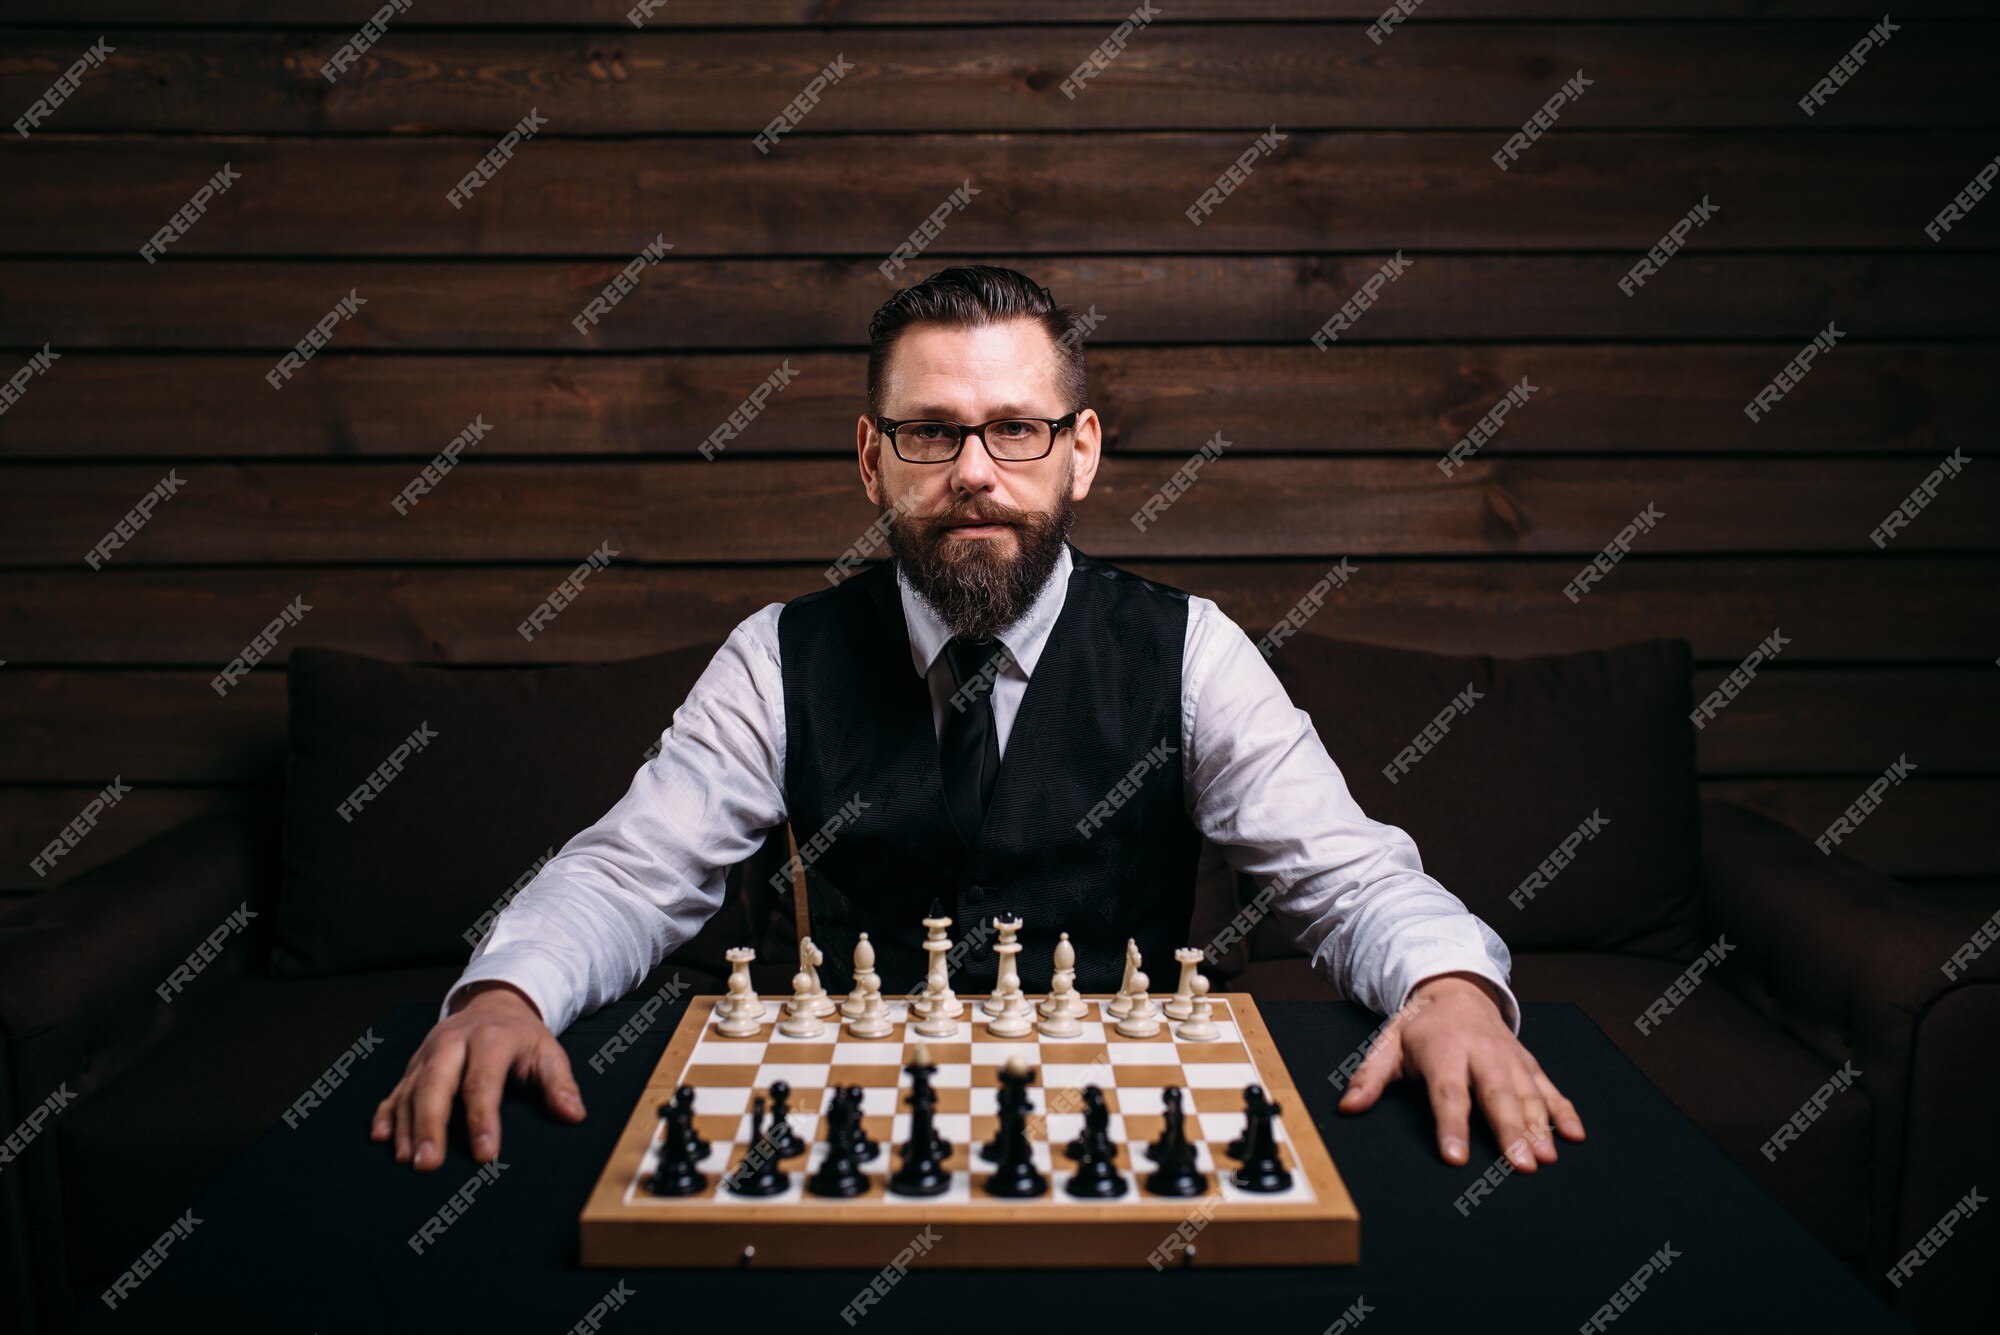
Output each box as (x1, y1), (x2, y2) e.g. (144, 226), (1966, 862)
(578, 993), (1359, 1268)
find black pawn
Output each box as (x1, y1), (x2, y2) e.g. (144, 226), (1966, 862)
(1230, 1086), (1293, 1193)
(1143, 1105), (1206, 1198)
(725, 1095), (789, 1197)
(766, 1081), (805, 1159)
(648, 1099), (707, 1197)
(1064, 1121), (1128, 1199)
(1145, 1086), (1186, 1164)
(983, 1063), (1047, 1198)
(1065, 1085), (1111, 1161)
(1216, 1079), (1264, 1159)
(807, 1090), (868, 1198)
(843, 1084), (881, 1162)
(676, 1085), (711, 1160)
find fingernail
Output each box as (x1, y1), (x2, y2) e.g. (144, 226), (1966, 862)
(417, 1139), (435, 1165)
(1443, 1135), (1466, 1163)
(474, 1131), (494, 1155)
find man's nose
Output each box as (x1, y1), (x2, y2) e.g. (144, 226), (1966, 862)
(948, 428), (999, 491)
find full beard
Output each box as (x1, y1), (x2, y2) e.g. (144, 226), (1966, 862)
(885, 471), (1076, 642)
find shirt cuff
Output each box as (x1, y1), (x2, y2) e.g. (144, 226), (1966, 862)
(1393, 958), (1522, 1037)
(439, 949), (577, 1034)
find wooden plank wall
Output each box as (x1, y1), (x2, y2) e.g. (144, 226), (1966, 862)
(0, 3), (1995, 894)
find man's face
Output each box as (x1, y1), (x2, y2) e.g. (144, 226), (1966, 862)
(858, 318), (1100, 640)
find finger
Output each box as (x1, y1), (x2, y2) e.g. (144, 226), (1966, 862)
(371, 1093), (394, 1142)
(409, 1038), (468, 1171)
(1472, 1063), (1536, 1174)
(459, 1034), (514, 1164)
(1518, 1086), (1558, 1164)
(532, 1038), (586, 1122)
(392, 1077), (414, 1164)
(1337, 1030), (1403, 1113)
(1537, 1072), (1586, 1141)
(1427, 1071), (1474, 1165)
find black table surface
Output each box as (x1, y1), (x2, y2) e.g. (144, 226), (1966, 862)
(77, 992), (1913, 1335)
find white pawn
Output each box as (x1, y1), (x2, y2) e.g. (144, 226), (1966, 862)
(1174, 974), (1220, 1042)
(841, 933), (879, 1019)
(800, 936), (837, 1018)
(848, 972), (893, 1039)
(1114, 969), (1161, 1038)
(1164, 947), (1204, 1021)
(716, 951), (764, 1037)
(780, 967), (827, 1038)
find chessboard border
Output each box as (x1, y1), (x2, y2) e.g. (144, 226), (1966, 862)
(578, 993), (1359, 1269)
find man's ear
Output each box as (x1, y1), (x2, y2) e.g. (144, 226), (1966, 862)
(857, 414), (884, 506)
(1068, 408), (1103, 501)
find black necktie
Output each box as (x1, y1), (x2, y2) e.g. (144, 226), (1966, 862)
(940, 635), (1005, 843)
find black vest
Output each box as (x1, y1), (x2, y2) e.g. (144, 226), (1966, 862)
(777, 543), (1202, 998)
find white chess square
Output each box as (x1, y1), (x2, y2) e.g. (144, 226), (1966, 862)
(1115, 1086), (1166, 1115)
(691, 1087), (750, 1115)
(1181, 1062), (1258, 1089)
(690, 1041), (767, 1065)
(832, 1041), (905, 1064)
(758, 1063), (833, 1091)
(972, 1040), (1042, 1065)
(1040, 1061), (1114, 1090)
(1105, 1043), (1173, 1065)
(930, 1064), (972, 1089)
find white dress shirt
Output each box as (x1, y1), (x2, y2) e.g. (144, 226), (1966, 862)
(446, 544), (1520, 1036)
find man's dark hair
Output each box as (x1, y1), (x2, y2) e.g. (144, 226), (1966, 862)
(866, 264), (1088, 419)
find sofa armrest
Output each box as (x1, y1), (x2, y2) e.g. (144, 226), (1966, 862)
(0, 810), (277, 1333)
(1696, 798), (2000, 1298)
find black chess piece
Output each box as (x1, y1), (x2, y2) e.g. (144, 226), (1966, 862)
(806, 1089), (868, 1198)
(766, 1080), (805, 1159)
(1065, 1085), (1111, 1161)
(675, 1085), (710, 1160)
(1230, 1085), (1293, 1193)
(843, 1084), (881, 1162)
(1143, 1103), (1207, 1197)
(983, 1062), (1047, 1198)
(1226, 1083), (1266, 1161)
(1063, 1119), (1128, 1199)
(648, 1098), (708, 1197)
(1145, 1086), (1186, 1163)
(724, 1095), (789, 1197)
(980, 1065), (1030, 1163)
(888, 1054), (951, 1196)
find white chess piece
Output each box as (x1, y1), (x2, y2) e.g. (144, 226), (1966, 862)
(1038, 933), (1085, 1018)
(716, 949), (765, 1037)
(1174, 974), (1220, 1042)
(982, 915), (1023, 1017)
(1036, 945), (1083, 1039)
(780, 967), (827, 1037)
(986, 917), (1032, 1038)
(912, 914), (963, 1020)
(800, 936), (837, 1017)
(1164, 946), (1204, 1021)
(1114, 969), (1161, 1038)
(1107, 939), (1141, 1019)
(841, 933), (879, 1018)
(848, 970), (893, 1039)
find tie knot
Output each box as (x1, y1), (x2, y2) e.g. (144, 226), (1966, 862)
(944, 635), (1005, 694)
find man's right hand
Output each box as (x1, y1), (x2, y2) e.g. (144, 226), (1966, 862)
(370, 981), (585, 1171)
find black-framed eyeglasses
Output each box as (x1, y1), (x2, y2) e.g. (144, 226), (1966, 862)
(873, 412), (1079, 464)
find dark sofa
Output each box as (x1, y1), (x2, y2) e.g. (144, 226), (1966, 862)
(2, 633), (1992, 1335)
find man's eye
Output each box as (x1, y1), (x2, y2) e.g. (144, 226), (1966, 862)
(993, 421), (1034, 438)
(908, 424), (950, 440)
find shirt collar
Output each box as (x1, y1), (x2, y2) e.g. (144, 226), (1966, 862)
(898, 541), (1074, 682)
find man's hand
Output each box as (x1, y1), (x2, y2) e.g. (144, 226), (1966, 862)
(369, 981), (585, 1171)
(1336, 971), (1584, 1170)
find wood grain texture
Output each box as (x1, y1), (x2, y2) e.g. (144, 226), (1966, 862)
(4, 347), (1989, 459)
(10, 133), (1999, 255)
(5, 458), (1993, 566)
(2, 26), (1993, 134)
(8, 255), (1999, 349)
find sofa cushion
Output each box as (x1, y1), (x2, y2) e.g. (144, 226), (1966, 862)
(1262, 634), (1701, 959)
(275, 643), (723, 975)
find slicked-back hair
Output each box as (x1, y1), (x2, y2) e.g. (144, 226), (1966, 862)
(866, 264), (1088, 419)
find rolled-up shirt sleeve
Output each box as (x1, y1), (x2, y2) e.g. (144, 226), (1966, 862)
(1182, 598), (1521, 1035)
(441, 604), (790, 1035)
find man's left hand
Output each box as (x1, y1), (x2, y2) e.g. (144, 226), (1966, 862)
(1336, 971), (1585, 1170)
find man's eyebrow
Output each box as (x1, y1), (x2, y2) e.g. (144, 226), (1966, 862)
(894, 403), (1049, 419)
